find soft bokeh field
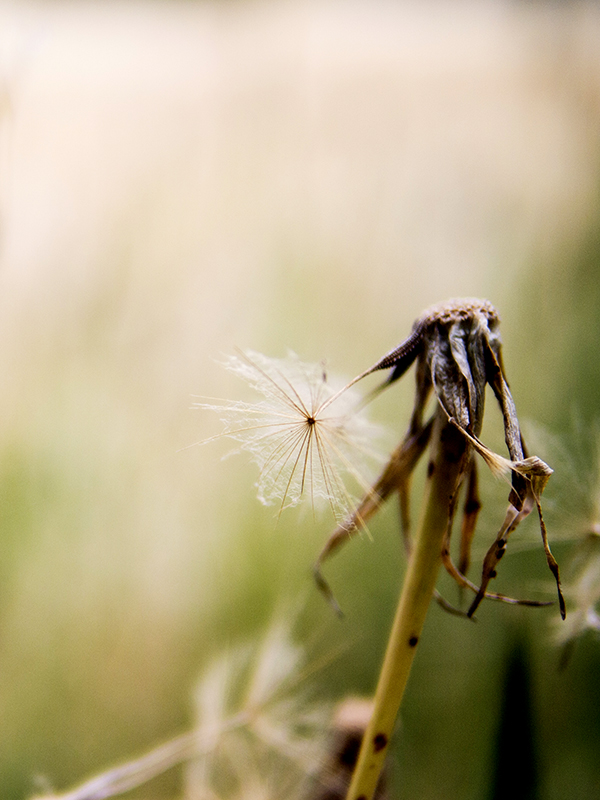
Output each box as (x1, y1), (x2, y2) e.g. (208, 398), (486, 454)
(1, 1), (600, 798)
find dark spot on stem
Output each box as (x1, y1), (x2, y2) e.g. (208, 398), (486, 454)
(409, 636), (419, 647)
(465, 499), (482, 514)
(427, 460), (435, 478)
(373, 733), (388, 752)
(356, 796), (367, 800)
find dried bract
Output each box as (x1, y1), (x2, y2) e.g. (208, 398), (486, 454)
(317, 298), (565, 619)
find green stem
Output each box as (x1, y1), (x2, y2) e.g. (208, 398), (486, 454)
(346, 415), (467, 800)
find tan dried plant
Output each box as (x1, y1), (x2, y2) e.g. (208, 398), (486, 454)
(196, 299), (565, 800)
(316, 297), (565, 620)
(27, 301), (567, 800)
(312, 297), (566, 800)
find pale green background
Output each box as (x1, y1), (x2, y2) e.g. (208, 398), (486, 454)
(1, 2), (599, 798)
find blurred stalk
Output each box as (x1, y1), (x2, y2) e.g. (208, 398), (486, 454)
(489, 635), (539, 800)
(346, 414), (467, 800)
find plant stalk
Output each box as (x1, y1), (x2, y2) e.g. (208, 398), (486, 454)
(346, 414), (467, 800)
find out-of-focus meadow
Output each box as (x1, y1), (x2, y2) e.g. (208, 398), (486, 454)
(1, 1), (600, 798)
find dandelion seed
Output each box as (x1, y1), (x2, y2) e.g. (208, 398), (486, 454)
(195, 350), (384, 522)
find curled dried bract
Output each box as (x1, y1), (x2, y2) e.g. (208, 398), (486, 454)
(316, 298), (565, 620)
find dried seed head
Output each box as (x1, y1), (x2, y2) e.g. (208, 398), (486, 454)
(317, 298), (565, 619)
(366, 297), (502, 439)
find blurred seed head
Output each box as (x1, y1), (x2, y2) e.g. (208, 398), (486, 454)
(32, 621), (337, 800)
(310, 697), (388, 800)
(185, 621), (333, 800)
(558, 530), (600, 645)
(551, 424), (600, 649)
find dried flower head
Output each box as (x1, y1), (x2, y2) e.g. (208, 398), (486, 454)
(316, 298), (565, 619)
(196, 349), (384, 522)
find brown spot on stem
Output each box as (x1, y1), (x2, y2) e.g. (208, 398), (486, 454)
(373, 733), (388, 752)
(409, 636), (419, 647)
(465, 498), (481, 514)
(427, 460), (435, 477)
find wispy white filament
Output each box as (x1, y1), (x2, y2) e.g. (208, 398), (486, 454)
(196, 350), (384, 521)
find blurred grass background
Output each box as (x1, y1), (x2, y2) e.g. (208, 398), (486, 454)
(1, 1), (600, 798)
